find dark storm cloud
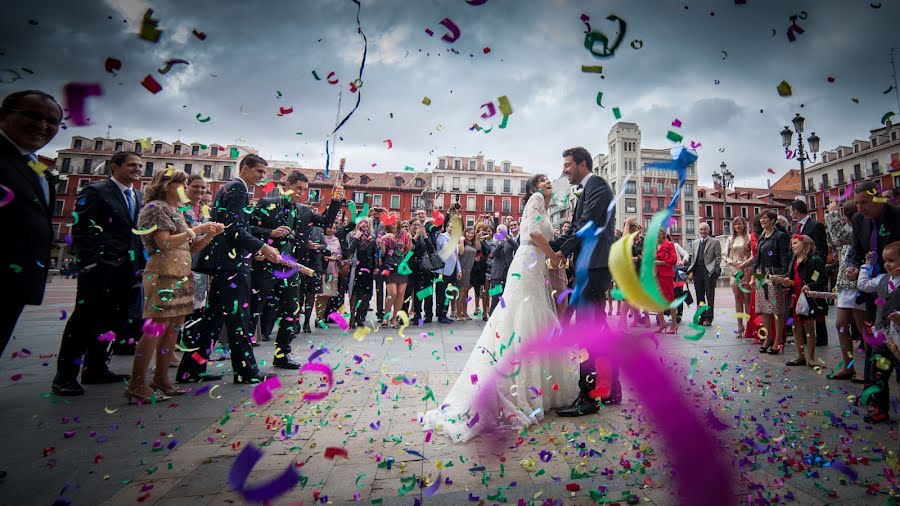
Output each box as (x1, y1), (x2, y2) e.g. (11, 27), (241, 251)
(0, 0), (896, 187)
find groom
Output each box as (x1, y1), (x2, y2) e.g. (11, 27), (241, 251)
(549, 147), (618, 416)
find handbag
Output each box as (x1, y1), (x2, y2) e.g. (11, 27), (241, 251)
(795, 292), (810, 316)
(420, 237), (444, 271)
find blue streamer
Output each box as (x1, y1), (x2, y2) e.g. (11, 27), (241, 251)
(570, 221), (599, 307)
(324, 139), (330, 179)
(643, 146), (697, 214)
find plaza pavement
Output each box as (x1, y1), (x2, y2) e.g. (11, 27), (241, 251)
(0, 278), (897, 505)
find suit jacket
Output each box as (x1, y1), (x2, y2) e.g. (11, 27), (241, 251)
(292, 200), (342, 256)
(489, 235), (518, 281)
(847, 204), (900, 272)
(786, 254), (828, 314)
(797, 216), (828, 260)
(689, 236), (722, 276)
(196, 179), (265, 274)
(0, 135), (55, 304)
(549, 174), (615, 270)
(72, 177), (145, 272)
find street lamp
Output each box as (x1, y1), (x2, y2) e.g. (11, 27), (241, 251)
(780, 113), (820, 194)
(712, 162), (733, 234)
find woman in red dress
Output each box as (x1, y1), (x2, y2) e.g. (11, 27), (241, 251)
(745, 217), (761, 341)
(654, 228), (679, 334)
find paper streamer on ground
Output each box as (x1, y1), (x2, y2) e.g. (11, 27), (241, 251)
(228, 444), (301, 502)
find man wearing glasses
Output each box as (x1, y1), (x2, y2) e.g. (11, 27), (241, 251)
(0, 90), (62, 356)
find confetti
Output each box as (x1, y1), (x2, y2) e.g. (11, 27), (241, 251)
(777, 80), (792, 97)
(138, 9), (163, 43)
(0, 185), (14, 209)
(192, 29), (206, 40)
(104, 57), (121, 75)
(581, 65), (604, 73)
(140, 74), (162, 94)
(62, 83), (103, 126)
(422, 96), (431, 105)
(157, 58), (189, 74)
(299, 362), (333, 401)
(228, 444), (300, 502)
(195, 113), (211, 123)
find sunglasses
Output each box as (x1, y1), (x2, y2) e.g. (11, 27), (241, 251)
(9, 109), (62, 126)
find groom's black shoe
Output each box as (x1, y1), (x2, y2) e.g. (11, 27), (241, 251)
(556, 393), (600, 417)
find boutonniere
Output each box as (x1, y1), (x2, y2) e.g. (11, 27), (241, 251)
(570, 187), (583, 198)
(27, 159), (65, 186)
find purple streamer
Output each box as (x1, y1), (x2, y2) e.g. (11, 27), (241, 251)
(228, 444), (301, 502)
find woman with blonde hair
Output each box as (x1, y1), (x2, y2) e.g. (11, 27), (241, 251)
(125, 169), (224, 403)
(777, 234), (827, 367)
(724, 216), (753, 337)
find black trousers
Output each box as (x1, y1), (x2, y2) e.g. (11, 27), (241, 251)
(176, 272), (259, 381)
(250, 264), (278, 339)
(411, 272), (434, 319)
(693, 266), (715, 322)
(374, 273), (386, 320)
(866, 343), (896, 421)
(351, 271), (374, 324)
(489, 280), (504, 315)
(56, 263), (140, 382)
(576, 268), (618, 400)
(815, 318), (829, 346)
(272, 273), (301, 357)
(0, 303), (25, 357)
(434, 272), (456, 318)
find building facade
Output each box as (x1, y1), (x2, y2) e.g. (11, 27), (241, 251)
(594, 122), (700, 249)
(432, 154), (533, 227)
(803, 121), (900, 222)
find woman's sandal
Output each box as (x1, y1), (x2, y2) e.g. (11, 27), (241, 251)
(150, 381), (186, 396)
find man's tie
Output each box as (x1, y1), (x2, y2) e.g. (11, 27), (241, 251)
(795, 221), (802, 234)
(26, 153), (50, 206)
(124, 188), (135, 222)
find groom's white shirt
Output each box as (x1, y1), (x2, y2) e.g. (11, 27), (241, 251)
(578, 172), (593, 188)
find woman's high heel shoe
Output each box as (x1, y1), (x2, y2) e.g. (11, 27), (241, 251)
(124, 388), (170, 404)
(150, 382), (185, 396)
(759, 345), (771, 353)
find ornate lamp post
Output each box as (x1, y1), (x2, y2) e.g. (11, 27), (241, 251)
(780, 113), (821, 195)
(711, 162), (733, 234)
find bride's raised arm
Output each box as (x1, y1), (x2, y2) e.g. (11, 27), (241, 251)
(521, 192), (559, 261)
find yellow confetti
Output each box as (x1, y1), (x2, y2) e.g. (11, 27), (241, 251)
(137, 137), (151, 150)
(104, 406), (118, 414)
(164, 165), (173, 177)
(421, 96), (432, 105)
(811, 270), (820, 282)
(200, 204), (211, 219)
(176, 186), (190, 203)
(209, 384), (222, 399)
(27, 159), (48, 176)
(735, 312), (750, 320)
(397, 310), (410, 337)
(132, 224), (159, 235)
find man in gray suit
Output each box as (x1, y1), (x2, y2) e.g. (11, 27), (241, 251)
(688, 222), (722, 326)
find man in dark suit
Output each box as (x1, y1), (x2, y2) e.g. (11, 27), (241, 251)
(177, 155), (284, 384)
(688, 222), (722, 326)
(52, 151), (146, 395)
(0, 90), (61, 356)
(488, 224), (518, 315)
(788, 199), (829, 346)
(249, 171), (342, 368)
(550, 147), (616, 416)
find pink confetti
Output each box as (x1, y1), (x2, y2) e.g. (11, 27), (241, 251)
(690, 141), (702, 149)
(251, 375), (282, 405)
(470, 374), (478, 384)
(328, 311), (349, 331)
(62, 82), (103, 126)
(97, 331), (116, 342)
(10, 373), (22, 381)
(672, 119), (682, 128)
(142, 318), (166, 337)
(299, 362), (334, 401)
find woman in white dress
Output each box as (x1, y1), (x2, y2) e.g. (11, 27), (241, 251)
(421, 175), (580, 443)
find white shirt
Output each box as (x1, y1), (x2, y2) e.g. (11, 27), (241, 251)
(111, 176), (136, 217)
(796, 215), (809, 231)
(578, 172), (593, 188)
(236, 177), (251, 193)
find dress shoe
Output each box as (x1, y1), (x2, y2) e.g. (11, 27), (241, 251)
(273, 358), (301, 370)
(261, 335), (271, 342)
(81, 370), (130, 384)
(234, 372), (279, 384)
(176, 373), (223, 384)
(51, 379), (85, 396)
(785, 358), (807, 366)
(556, 394), (600, 417)
(302, 323), (312, 333)
(437, 316), (453, 324)
(423, 316), (433, 323)
(251, 341), (260, 348)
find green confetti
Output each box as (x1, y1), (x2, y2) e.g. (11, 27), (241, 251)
(422, 386), (435, 402)
(666, 130), (684, 143)
(71, 211), (79, 225)
(613, 107), (622, 119)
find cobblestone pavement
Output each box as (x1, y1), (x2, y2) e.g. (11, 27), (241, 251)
(1, 279), (897, 505)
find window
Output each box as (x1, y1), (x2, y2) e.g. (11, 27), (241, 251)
(134, 143), (142, 153)
(466, 215), (475, 227)
(643, 199), (651, 212)
(723, 220), (731, 236)
(656, 198), (664, 211)
(211, 146), (218, 156)
(725, 206), (732, 219)
(468, 160), (476, 171)
(184, 163), (192, 174)
(895, 176), (900, 189)
(78, 178), (91, 192)
(754, 207), (760, 215)
(415, 178), (424, 188)
(372, 194), (382, 206)
(467, 196), (476, 211)
(114, 141), (123, 151)
(390, 195), (400, 209)
(705, 205), (713, 217)
(822, 173), (830, 188)
(452, 177), (460, 191)
(485, 197), (494, 212)
(308, 189), (320, 204)
(807, 178), (813, 192)
(394, 176), (403, 186)
(837, 169), (845, 184)
(144, 161), (154, 177)
(82, 158), (93, 174)
(174, 145), (181, 155)
(706, 220), (714, 234)
(685, 183), (694, 196)
(741, 206), (748, 219)
(503, 179), (511, 193)
(203, 165), (212, 178)
(56, 179), (68, 195)
(52, 223), (60, 240)
(872, 160), (881, 176)
(222, 165), (233, 180)
(893, 131), (898, 141)
(192, 145), (200, 156)
(454, 159), (461, 170)
(439, 158), (446, 170)
(486, 161), (494, 172)
(685, 200), (694, 214)
(502, 198), (511, 213)
(53, 200), (64, 216)
(154, 143), (162, 154)
(808, 194), (817, 210)
(624, 181), (636, 194)
(61, 157), (71, 173)
(672, 182), (678, 194)
(94, 140), (103, 150)
(642, 181), (651, 193)
(519, 180), (526, 194)
(625, 198), (637, 213)
(412, 196), (424, 209)
(854, 164), (862, 180)
(486, 178), (494, 192)
(352, 191), (365, 204)
(502, 162), (511, 173)
(73, 139), (83, 149)
(468, 178), (476, 191)
(435, 176), (443, 188)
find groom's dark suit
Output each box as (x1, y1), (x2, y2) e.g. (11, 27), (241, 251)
(549, 173), (619, 405)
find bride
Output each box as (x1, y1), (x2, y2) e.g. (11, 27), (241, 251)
(421, 174), (580, 443)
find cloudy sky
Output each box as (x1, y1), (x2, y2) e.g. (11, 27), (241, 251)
(2, 0), (897, 187)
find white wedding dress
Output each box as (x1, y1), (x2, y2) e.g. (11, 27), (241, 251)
(421, 192), (580, 443)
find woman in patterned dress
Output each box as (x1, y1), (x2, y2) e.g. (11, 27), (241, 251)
(124, 169), (224, 403)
